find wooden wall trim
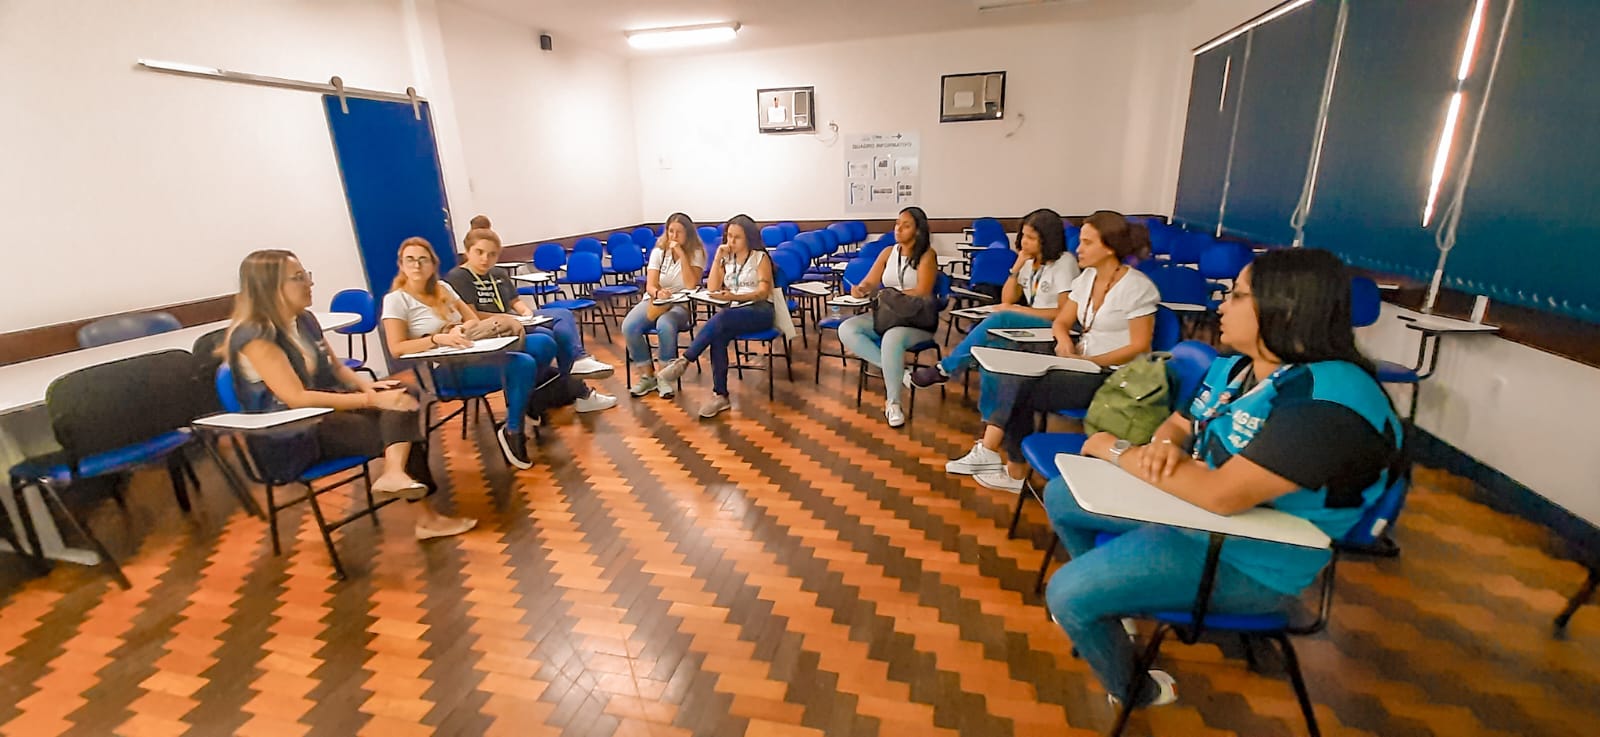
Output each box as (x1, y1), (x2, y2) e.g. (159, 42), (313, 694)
(0, 294), (236, 367)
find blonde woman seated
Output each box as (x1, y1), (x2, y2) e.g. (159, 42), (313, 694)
(225, 249), (475, 541)
(623, 212), (705, 398)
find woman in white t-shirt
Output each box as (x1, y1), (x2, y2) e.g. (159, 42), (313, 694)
(953, 211), (1161, 492)
(380, 237), (557, 471)
(837, 206), (940, 428)
(907, 208), (1079, 392)
(622, 212), (705, 399)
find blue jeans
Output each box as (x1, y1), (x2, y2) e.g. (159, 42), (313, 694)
(940, 311), (1053, 376)
(684, 303), (775, 396)
(533, 308), (585, 370)
(436, 333), (558, 434)
(621, 300), (691, 366)
(837, 314), (935, 405)
(1042, 477), (1289, 704)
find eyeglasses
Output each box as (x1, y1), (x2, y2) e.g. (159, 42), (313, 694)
(1227, 289), (1254, 302)
(287, 271), (314, 284)
(402, 256), (433, 266)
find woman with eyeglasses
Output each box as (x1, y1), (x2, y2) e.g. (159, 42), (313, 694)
(225, 250), (475, 541)
(382, 237), (558, 471)
(1041, 247), (1403, 711)
(949, 211), (1160, 493)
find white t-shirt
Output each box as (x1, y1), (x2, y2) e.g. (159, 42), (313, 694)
(382, 282), (465, 339)
(720, 250), (769, 294)
(649, 246), (702, 291)
(1016, 256), (1080, 309)
(1067, 267), (1161, 359)
(881, 246), (921, 290)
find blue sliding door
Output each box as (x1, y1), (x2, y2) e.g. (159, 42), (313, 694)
(324, 96), (455, 296)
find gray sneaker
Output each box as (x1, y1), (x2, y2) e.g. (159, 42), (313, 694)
(629, 374), (658, 397)
(698, 394), (732, 418)
(657, 357), (689, 384)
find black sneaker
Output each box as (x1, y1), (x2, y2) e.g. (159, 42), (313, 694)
(907, 365), (948, 388)
(497, 426), (533, 470)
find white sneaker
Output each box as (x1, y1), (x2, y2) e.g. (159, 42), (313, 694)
(572, 356), (613, 377)
(885, 402), (906, 428)
(629, 375), (658, 397)
(975, 468), (1025, 493)
(656, 357), (689, 384)
(698, 394), (732, 418)
(575, 390), (618, 413)
(657, 376), (676, 399)
(1108, 670), (1178, 708)
(946, 443), (1004, 475)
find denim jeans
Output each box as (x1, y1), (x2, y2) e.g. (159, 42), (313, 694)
(435, 332), (557, 434)
(684, 303), (775, 396)
(940, 310), (1054, 376)
(532, 307), (584, 371)
(837, 314), (935, 405)
(621, 300), (691, 365)
(1042, 477), (1289, 704)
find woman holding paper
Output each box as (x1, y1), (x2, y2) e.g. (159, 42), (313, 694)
(1042, 247), (1402, 711)
(226, 249), (475, 541)
(655, 215), (796, 418)
(949, 211), (1160, 492)
(623, 212), (705, 398)
(382, 237), (557, 471)
(907, 207), (1079, 403)
(836, 206), (939, 428)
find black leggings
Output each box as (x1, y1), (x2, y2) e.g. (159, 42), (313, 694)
(988, 370), (1110, 460)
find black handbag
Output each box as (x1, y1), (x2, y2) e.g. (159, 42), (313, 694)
(872, 287), (940, 334)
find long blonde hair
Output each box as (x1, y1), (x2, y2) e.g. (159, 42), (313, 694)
(391, 236), (454, 320)
(225, 249), (311, 365)
(656, 212), (705, 269)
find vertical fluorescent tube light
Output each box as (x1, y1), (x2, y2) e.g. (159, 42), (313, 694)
(1422, 92), (1463, 228)
(626, 22), (740, 50)
(1193, 0), (1311, 55)
(1458, 0), (1488, 80)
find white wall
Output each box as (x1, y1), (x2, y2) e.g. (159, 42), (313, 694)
(0, 0), (435, 332)
(627, 11), (1188, 224)
(437, 1), (643, 247)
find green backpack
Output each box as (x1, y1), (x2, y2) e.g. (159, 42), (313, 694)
(1083, 352), (1173, 444)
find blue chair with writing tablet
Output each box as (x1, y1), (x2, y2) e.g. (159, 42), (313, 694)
(329, 289), (379, 378)
(971, 217), (1006, 249)
(632, 226), (657, 253)
(76, 311), (182, 348)
(551, 251), (609, 341)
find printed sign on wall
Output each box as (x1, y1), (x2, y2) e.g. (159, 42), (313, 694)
(845, 131), (920, 213)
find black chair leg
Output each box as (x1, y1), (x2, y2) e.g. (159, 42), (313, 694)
(11, 480), (51, 572)
(1241, 633), (1259, 671)
(107, 474), (129, 510)
(203, 435), (264, 519)
(166, 457), (192, 513)
(783, 339), (793, 383)
(0, 486), (48, 575)
(1274, 633), (1322, 737)
(303, 483), (347, 580)
(1035, 536), (1058, 593)
(1110, 625), (1171, 737)
(266, 484), (283, 556)
(1008, 481), (1032, 538)
(767, 341), (775, 400)
(40, 483), (131, 589)
(1556, 567), (1599, 632)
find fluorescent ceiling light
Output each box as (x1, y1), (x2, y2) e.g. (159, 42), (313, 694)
(1422, 91), (1464, 228)
(626, 22), (740, 50)
(1457, 0), (1488, 80)
(977, 0), (1071, 12)
(1194, 0), (1311, 55)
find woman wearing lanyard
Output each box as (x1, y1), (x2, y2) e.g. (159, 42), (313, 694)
(623, 212), (705, 398)
(1042, 248), (1403, 711)
(953, 211), (1161, 492)
(906, 208), (1079, 402)
(836, 206), (940, 428)
(655, 215), (796, 418)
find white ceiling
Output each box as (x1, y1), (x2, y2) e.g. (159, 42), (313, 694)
(448, 0), (1191, 57)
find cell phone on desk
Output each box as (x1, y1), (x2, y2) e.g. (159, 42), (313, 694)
(371, 380), (404, 391)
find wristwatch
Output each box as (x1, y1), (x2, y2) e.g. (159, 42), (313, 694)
(1108, 439), (1132, 463)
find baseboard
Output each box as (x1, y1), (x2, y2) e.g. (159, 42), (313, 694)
(1409, 427), (1600, 566)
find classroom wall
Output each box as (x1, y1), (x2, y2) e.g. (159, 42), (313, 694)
(626, 11), (1188, 224)
(0, 0), (434, 332)
(436, 1), (643, 247)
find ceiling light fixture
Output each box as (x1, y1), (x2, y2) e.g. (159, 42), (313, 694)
(625, 22), (740, 50)
(976, 0), (1071, 12)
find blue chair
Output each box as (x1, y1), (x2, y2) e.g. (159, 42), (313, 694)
(631, 227), (657, 252)
(760, 225), (785, 248)
(728, 254), (796, 400)
(815, 258), (875, 382)
(971, 217), (1006, 249)
(773, 246), (815, 340)
(1104, 471), (1408, 737)
(1352, 275), (1423, 458)
(212, 364), (389, 581)
(945, 247), (1017, 342)
(551, 251), (608, 340)
(1014, 340), (1219, 590)
(329, 289), (379, 378)
(521, 244), (567, 305)
(595, 243), (645, 325)
(698, 225), (721, 247)
(847, 221), (868, 247)
(855, 273), (951, 422)
(605, 232), (633, 256)
(573, 237), (604, 258)
(826, 223), (856, 259)
(1168, 233), (1207, 266)
(1148, 222), (1179, 258)
(777, 222), (800, 242)
(9, 350), (204, 588)
(76, 311), (182, 348)
(808, 229), (842, 281)
(1200, 241), (1255, 308)
(1065, 225), (1082, 254)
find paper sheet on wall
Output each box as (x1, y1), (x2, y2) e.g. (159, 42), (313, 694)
(844, 131), (921, 214)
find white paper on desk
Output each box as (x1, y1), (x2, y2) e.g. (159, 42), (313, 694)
(788, 281), (830, 296)
(992, 328), (1055, 343)
(406, 335), (519, 359)
(193, 407), (332, 430)
(516, 315), (553, 327)
(971, 346), (1099, 376)
(829, 295), (871, 307)
(951, 305), (998, 319)
(652, 292), (691, 306)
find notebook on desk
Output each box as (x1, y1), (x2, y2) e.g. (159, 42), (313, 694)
(516, 315), (553, 327)
(827, 295), (871, 307)
(992, 328), (1055, 343)
(406, 336), (519, 359)
(951, 305), (998, 320)
(971, 346), (1100, 377)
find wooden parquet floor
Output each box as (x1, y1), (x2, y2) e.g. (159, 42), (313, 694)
(0, 335), (1596, 736)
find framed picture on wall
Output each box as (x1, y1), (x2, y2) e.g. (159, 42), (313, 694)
(756, 86), (815, 133)
(940, 71), (1006, 123)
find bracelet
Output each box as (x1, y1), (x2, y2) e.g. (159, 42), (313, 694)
(429, 334), (440, 346)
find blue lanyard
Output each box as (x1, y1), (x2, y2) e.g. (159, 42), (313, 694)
(1190, 362), (1294, 460)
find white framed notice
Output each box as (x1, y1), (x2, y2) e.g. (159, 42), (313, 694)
(845, 131), (921, 214)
